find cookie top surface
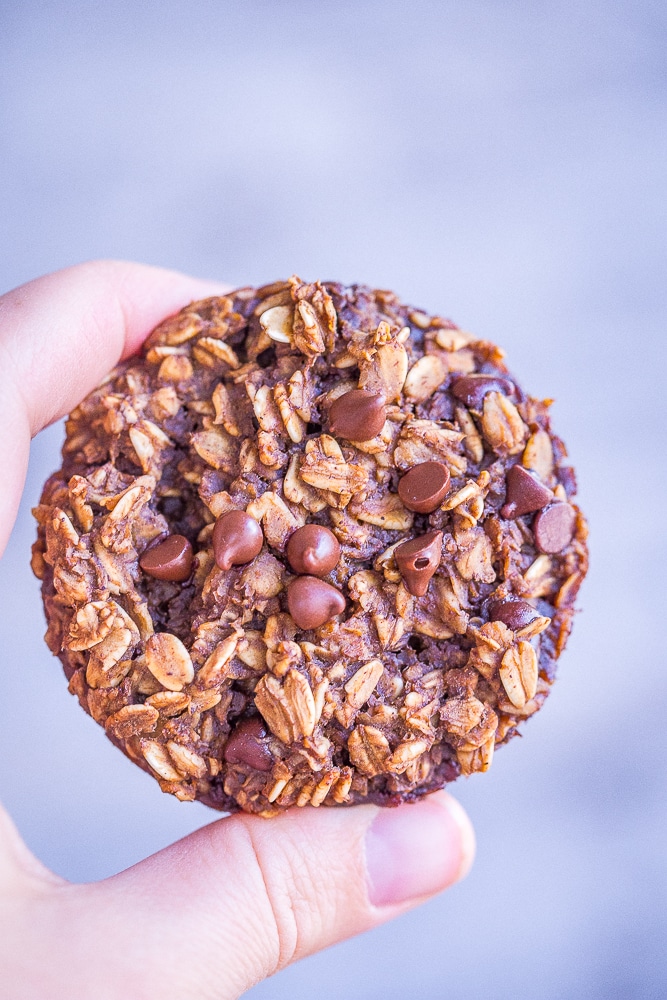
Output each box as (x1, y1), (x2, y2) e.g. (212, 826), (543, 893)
(32, 277), (588, 814)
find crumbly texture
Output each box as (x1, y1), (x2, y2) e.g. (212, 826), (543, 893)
(32, 278), (589, 815)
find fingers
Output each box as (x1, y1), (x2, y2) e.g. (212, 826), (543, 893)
(0, 800), (64, 893)
(0, 260), (227, 434)
(70, 794), (473, 1000)
(0, 260), (226, 554)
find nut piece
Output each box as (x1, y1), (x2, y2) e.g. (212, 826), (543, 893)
(259, 305), (293, 343)
(145, 633), (195, 691)
(499, 641), (538, 708)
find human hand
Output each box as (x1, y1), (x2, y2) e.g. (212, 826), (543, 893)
(0, 261), (475, 1000)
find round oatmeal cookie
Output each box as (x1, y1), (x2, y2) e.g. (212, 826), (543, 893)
(32, 278), (589, 814)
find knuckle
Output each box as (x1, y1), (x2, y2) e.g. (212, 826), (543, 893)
(239, 818), (335, 972)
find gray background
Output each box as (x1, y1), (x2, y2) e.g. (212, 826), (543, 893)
(1, 2), (666, 998)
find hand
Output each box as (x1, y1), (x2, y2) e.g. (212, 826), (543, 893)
(0, 261), (475, 1000)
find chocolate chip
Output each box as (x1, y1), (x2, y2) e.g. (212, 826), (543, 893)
(501, 465), (554, 518)
(398, 461), (451, 514)
(286, 524), (341, 576)
(287, 576), (346, 630)
(328, 389), (386, 441)
(213, 510), (263, 571)
(451, 373), (516, 410)
(139, 534), (193, 582)
(533, 502), (576, 554)
(224, 716), (272, 772)
(395, 530), (443, 597)
(488, 598), (540, 631)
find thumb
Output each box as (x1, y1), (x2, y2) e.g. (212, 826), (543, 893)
(77, 793), (474, 999)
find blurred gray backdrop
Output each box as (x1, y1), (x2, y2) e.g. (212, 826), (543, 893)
(1, 2), (666, 998)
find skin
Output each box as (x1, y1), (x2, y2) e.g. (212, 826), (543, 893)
(0, 261), (475, 1000)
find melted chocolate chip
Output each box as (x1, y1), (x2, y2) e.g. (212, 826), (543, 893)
(451, 373), (516, 410)
(501, 465), (554, 518)
(287, 576), (346, 630)
(533, 502), (576, 554)
(488, 598), (540, 631)
(328, 389), (386, 441)
(395, 530), (443, 597)
(286, 524), (341, 576)
(398, 461), (451, 513)
(224, 716), (272, 771)
(139, 534), (193, 582)
(213, 510), (263, 571)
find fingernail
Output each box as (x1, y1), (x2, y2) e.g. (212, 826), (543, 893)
(365, 793), (475, 908)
